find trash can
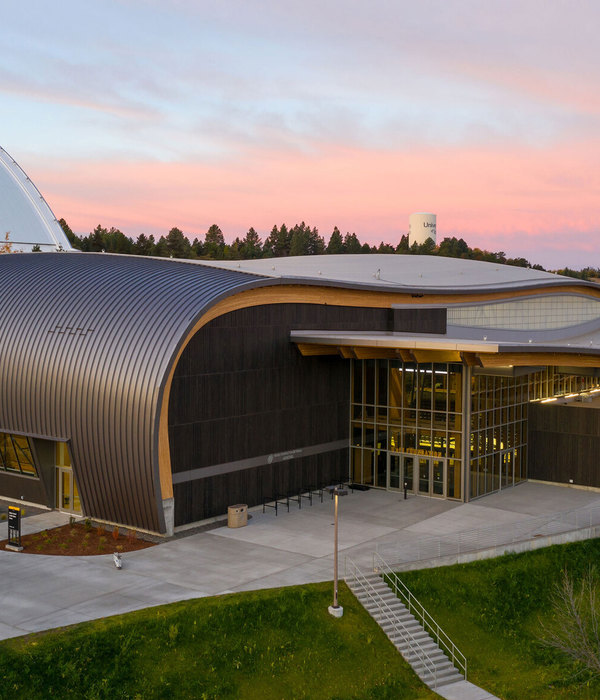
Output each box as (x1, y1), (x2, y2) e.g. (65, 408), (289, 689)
(227, 504), (248, 528)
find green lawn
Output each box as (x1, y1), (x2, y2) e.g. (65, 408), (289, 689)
(0, 582), (437, 700)
(7, 541), (600, 699)
(400, 539), (600, 699)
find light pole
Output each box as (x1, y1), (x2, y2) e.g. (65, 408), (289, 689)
(328, 485), (348, 618)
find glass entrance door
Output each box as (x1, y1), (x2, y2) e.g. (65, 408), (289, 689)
(376, 448), (387, 488)
(417, 456), (446, 497)
(55, 443), (81, 514)
(418, 458), (430, 494)
(403, 456), (414, 491)
(388, 453), (402, 490)
(386, 453), (446, 497)
(501, 449), (514, 489)
(432, 459), (445, 496)
(387, 453), (418, 493)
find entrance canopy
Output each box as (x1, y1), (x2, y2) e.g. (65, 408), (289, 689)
(291, 328), (600, 369)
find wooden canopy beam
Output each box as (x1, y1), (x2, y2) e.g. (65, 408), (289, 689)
(295, 343), (338, 356)
(338, 346), (357, 359)
(412, 350), (462, 363)
(479, 352), (600, 368)
(295, 341), (600, 370)
(397, 348), (417, 363)
(461, 351), (483, 367)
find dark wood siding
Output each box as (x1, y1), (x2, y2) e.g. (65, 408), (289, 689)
(169, 303), (389, 525)
(173, 449), (349, 525)
(391, 307), (447, 334)
(0, 473), (50, 507)
(528, 402), (600, 486)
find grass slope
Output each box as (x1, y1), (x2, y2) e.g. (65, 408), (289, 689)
(0, 582), (437, 700)
(401, 539), (600, 700)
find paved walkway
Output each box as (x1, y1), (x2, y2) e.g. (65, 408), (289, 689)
(436, 680), (499, 699)
(2, 481), (600, 641)
(1, 482), (599, 698)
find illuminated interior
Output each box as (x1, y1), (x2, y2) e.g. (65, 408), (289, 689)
(55, 442), (81, 514)
(351, 360), (463, 499)
(0, 432), (37, 476)
(350, 360), (600, 501)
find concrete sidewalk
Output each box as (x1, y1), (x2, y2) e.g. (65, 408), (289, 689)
(436, 680), (500, 699)
(1, 481), (599, 643)
(3, 483), (596, 700)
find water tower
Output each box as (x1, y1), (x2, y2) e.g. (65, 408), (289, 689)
(409, 212), (436, 246)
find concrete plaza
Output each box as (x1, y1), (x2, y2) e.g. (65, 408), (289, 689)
(1, 481), (600, 642)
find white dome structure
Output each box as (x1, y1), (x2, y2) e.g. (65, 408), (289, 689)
(0, 147), (73, 252)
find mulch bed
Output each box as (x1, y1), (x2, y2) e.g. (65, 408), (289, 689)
(0, 522), (156, 556)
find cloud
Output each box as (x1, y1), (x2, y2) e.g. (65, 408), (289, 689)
(3, 0), (599, 271)
(28, 133), (599, 268)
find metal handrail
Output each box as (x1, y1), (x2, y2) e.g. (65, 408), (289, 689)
(372, 552), (467, 681)
(344, 557), (441, 688)
(376, 501), (600, 567)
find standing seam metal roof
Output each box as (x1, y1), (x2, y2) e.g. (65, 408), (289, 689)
(0, 252), (266, 531)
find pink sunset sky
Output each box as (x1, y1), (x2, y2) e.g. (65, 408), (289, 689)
(3, 0), (599, 268)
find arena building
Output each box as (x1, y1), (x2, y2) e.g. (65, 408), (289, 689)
(2, 251), (600, 535)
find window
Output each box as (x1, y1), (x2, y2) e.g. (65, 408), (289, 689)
(0, 432), (38, 476)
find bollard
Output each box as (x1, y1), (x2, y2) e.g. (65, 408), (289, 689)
(404, 481), (407, 500)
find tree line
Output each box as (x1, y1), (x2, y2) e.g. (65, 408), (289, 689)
(57, 219), (600, 279)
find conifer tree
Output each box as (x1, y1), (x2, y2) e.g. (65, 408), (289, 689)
(133, 233), (155, 256)
(326, 226), (344, 254)
(343, 232), (362, 254)
(239, 227), (262, 259)
(204, 224), (225, 258)
(165, 227), (191, 258)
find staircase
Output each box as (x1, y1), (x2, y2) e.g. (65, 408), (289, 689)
(345, 558), (465, 690)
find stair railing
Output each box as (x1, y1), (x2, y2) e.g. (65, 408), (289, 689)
(345, 557), (441, 688)
(373, 551), (467, 681)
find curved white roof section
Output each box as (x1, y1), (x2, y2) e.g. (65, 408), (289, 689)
(197, 254), (585, 292)
(0, 147), (73, 252)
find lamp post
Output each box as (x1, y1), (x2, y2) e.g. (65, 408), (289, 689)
(328, 485), (348, 618)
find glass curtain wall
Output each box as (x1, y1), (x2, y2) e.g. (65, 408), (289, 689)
(470, 368), (600, 499)
(529, 367), (600, 401)
(353, 359), (600, 502)
(351, 360), (463, 500)
(469, 374), (528, 498)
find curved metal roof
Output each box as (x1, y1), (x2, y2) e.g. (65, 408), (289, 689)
(0, 147), (73, 252)
(195, 254), (591, 293)
(0, 252), (265, 531)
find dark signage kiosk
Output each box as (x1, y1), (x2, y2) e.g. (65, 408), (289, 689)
(7, 506), (22, 551)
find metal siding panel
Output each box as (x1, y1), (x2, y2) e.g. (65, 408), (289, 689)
(0, 253), (264, 531)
